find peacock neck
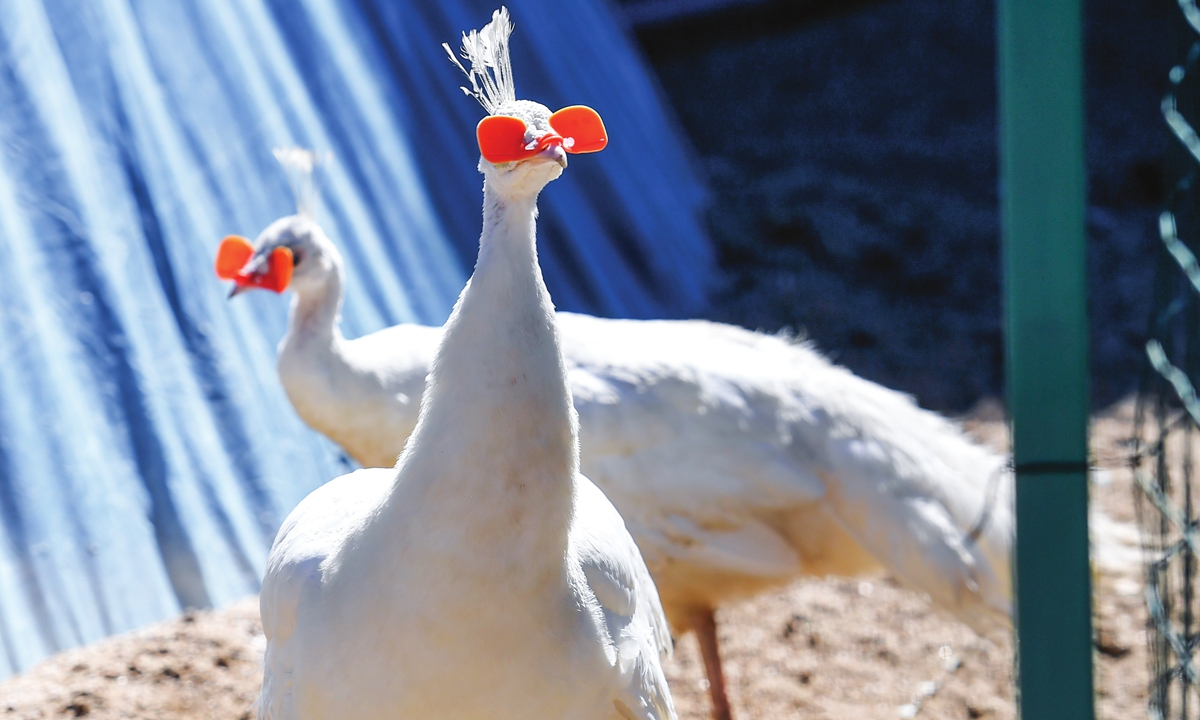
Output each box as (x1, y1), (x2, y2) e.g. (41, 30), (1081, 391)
(390, 177), (577, 555)
(282, 263), (346, 355)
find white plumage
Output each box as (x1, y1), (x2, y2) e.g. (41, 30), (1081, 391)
(235, 212), (1011, 719)
(562, 313), (1013, 635)
(242, 212), (1012, 633)
(254, 10), (674, 719)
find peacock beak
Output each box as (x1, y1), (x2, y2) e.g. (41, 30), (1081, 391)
(225, 251), (269, 299)
(531, 138), (568, 169)
(545, 145), (569, 169)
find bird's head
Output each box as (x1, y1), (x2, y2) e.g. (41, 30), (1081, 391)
(445, 8), (607, 201)
(215, 214), (340, 298)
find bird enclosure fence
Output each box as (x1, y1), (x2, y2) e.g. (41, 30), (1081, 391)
(1133, 4), (1200, 719)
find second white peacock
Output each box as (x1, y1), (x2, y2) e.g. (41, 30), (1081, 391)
(254, 9), (675, 720)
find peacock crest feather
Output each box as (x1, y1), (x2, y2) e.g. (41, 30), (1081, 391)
(443, 7), (516, 115)
(272, 147), (331, 218)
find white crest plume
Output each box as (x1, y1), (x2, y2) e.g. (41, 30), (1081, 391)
(272, 146), (332, 218)
(443, 7), (515, 115)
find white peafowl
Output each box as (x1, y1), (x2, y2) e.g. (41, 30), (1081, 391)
(252, 9), (675, 720)
(224, 27), (1013, 720)
(226, 220), (1013, 720)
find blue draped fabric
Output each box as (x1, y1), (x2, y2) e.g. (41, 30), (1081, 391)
(0, 0), (711, 676)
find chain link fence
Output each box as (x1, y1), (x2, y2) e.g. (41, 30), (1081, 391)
(1134, 4), (1200, 719)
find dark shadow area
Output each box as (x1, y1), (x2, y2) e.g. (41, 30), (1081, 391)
(624, 0), (1172, 411)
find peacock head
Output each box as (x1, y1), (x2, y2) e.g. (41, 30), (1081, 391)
(214, 214), (340, 298)
(445, 8), (607, 200)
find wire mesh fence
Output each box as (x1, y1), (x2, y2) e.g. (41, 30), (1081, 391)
(1134, 4), (1200, 719)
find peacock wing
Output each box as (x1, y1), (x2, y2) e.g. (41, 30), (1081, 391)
(571, 477), (677, 720)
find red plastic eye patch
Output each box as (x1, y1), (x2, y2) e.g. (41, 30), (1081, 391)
(547, 106), (608, 154)
(215, 235), (294, 294)
(477, 105), (607, 165)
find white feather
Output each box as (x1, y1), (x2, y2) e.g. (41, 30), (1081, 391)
(443, 7), (516, 115)
(272, 146), (330, 218)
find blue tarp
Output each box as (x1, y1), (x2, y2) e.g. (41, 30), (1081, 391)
(0, 0), (712, 676)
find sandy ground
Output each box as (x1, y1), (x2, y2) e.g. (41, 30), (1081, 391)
(0, 402), (1149, 720)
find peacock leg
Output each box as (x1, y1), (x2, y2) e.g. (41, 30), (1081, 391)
(689, 606), (732, 720)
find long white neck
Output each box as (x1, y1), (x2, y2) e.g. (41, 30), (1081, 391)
(281, 261), (345, 354)
(391, 179), (577, 556)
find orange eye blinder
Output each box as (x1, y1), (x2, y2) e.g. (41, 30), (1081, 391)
(215, 235), (254, 280)
(548, 106), (607, 154)
(476, 105), (607, 164)
(477, 115), (535, 164)
(260, 246), (294, 293)
(215, 235), (294, 294)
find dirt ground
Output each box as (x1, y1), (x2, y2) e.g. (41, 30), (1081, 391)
(0, 401), (1149, 720)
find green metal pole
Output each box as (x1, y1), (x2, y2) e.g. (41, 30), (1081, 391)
(998, 0), (1094, 717)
